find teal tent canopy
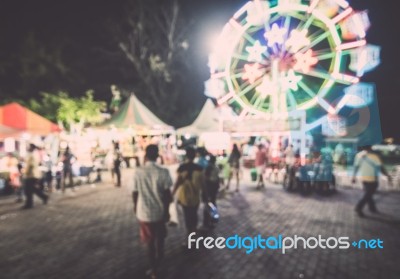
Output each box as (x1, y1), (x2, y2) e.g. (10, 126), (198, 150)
(100, 94), (174, 135)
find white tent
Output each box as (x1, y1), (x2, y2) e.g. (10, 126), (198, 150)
(177, 99), (222, 135)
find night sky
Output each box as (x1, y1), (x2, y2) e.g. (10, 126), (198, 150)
(0, 0), (399, 138)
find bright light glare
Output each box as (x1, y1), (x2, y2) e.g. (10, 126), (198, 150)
(264, 24), (287, 46)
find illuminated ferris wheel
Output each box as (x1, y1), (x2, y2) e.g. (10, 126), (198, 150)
(205, 0), (380, 119)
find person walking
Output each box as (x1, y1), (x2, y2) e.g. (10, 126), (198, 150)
(195, 147), (208, 170)
(22, 144), (48, 209)
(352, 145), (391, 217)
(132, 144), (173, 279)
(173, 147), (205, 239)
(203, 155), (220, 229)
(42, 154), (53, 193)
(61, 147), (74, 193)
(113, 142), (123, 187)
(226, 144), (241, 192)
(255, 144), (268, 189)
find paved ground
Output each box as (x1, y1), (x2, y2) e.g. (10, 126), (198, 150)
(0, 167), (400, 279)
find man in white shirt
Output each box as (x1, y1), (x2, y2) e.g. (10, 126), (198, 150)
(352, 145), (391, 217)
(132, 144), (172, 278)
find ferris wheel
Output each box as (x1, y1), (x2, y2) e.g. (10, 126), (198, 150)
(205, 0), (380, 120)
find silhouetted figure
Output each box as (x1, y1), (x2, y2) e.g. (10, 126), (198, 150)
(61, 147), (74, 193)
(352, 145), (391, 217)
(22, 144), (48, 209)
(255, 144), (268, 189)
(113, 143), (123, 187)
(227, 144), (241, 192)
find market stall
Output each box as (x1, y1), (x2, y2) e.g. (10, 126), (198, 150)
(92, 93), (176, 166)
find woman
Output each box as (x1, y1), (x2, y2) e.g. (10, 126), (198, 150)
(226, 144), (241, 192)
(172, 147), (204, 239)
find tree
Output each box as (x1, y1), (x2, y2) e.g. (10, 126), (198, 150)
(75, 90), (107, 126)
(57, 91), (106, 131)
(112, 0), (199, 125)
(25, 90), (106, 132)
(28, 92), (68, 123)
(0, 32), (70, 100)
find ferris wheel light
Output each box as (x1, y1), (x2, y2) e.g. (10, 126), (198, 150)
(343, 83), (374, 108)
(246, 40), (268, 62)
(247, 0), (270, 26)
(334, 0), (349, 9)
(204, 78), (226, 99)
(331, 72), (359, 84)
(349, 45), (381, 76)
(283, 70), (303, 91)
(279, 0), (303, 6)
(340, 11), (370, 39)
(242, 63), (263, 84)
(336, 40), (366, 51)
(264, 24), (287, 47)
(294, 50), (318, 73)
(315, 0), (340, 17)
(285, 29), (310, 53)
(256, 77), (277, 98)
(332, 7), (353, 24)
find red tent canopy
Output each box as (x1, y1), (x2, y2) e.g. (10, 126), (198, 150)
(0, 103), (61, 135)
(0, 124), (23, 139)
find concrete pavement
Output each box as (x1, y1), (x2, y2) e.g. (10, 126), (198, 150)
(0, 167), (400, 279)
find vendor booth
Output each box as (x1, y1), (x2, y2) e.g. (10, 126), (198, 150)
(90, 94), (176, 166)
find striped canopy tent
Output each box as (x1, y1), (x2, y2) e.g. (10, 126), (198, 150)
(100, 94), (174, 135)
(0, 103), (61, 136)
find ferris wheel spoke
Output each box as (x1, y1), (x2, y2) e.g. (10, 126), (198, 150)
(302, 30), (331, 53)
(232, 53), (252, 62)
(217, 91), (235, 105)
(253, 95), (265, 110)
(237, 82), (259, 98)
(283, 14), (291, 34)
(314, 48), (354, 61)
(298, 80), (317, 99)
(330, 72), (359, 85)
(314, 49), (337, 60)
(298, 14), (314, 32)
(287, 12), (306, 24)
(249, 92), (260, 105)
(287, 91), (298, 109)
(281, 15), (292, 53)
(298, 69), (331, 81)
(307, 0), (320, 14)
(242, 31), (257, 46)
(230, 71), (245, 79)
(268, 14), (283, 27)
